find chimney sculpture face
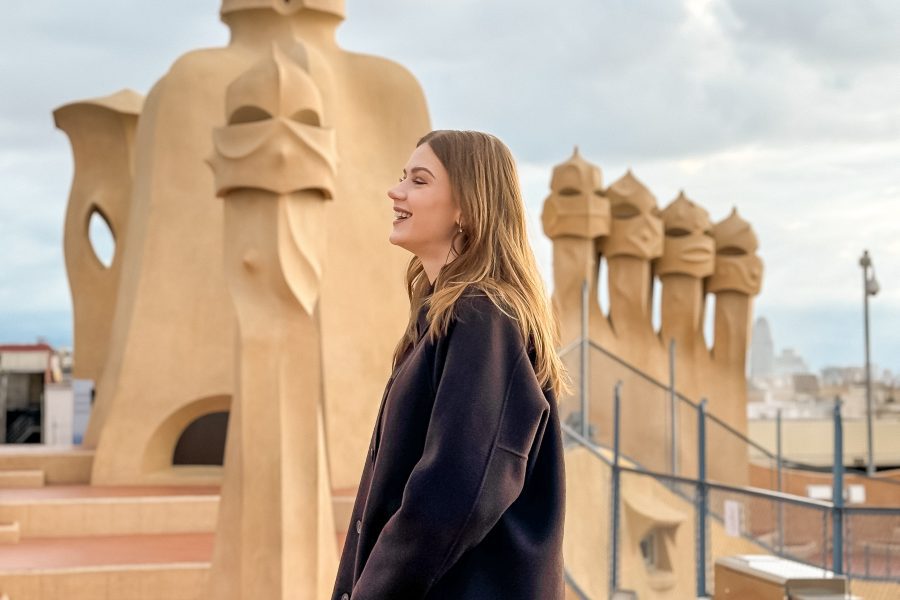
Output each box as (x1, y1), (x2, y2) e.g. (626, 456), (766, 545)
(209, 45), (338, 201)
(708, 208), (763, 295)
(221, 0), (345, 18)
(655, 191), (715, 279)
(541, 147), (610, 240)
(602, 170), (663, 260)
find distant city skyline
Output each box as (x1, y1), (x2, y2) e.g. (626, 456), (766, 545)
(750, 315), (898, 384)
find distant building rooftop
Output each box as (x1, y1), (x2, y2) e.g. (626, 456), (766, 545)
(0, 343), (55, 353)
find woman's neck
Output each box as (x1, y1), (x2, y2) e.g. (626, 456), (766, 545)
(421, 258), (445, 286)
(420, 237), (464, 285)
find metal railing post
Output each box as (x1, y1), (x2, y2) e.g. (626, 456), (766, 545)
(822, 510), (828, 572)
(696, 398), (709, 597)
(580, 279), (590, 440)
(610, 381), (623, 597)
(832, 397), (845, 575)
(864, 543), (871, 577)
(846, 515), (853, 580)
(860, 250), (877, 477)
(777, 408), (784, 554)
(669, 339), (677, 477)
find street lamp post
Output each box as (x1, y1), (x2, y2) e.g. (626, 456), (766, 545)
(860, 250), (879, 476)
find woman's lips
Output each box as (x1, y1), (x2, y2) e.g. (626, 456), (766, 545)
(392, 210), (412, 225)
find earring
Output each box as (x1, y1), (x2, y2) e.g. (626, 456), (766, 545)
(456, 222), (463, 233)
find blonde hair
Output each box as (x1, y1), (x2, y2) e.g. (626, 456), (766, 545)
(391, 130), (571, 399)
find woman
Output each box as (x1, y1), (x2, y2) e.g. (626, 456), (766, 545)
(332, 130), (569, 600)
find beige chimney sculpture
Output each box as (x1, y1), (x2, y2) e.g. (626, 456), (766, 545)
(54, 90), (143, 385)
(541, 147), (611, 348)
(56, 0), (430, 490)
(542, 152), (763, 482)
(206, 43), (338, 600)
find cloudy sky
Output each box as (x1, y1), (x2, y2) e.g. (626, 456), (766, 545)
(2, 0), (899, 375)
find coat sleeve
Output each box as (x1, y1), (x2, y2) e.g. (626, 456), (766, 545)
(351, 297), (551, 599)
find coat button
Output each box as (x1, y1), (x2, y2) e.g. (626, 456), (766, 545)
(341, 594), (349, 600)
(355, 519), (362, 534)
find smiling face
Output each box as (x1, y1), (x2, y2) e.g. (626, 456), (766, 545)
(387, 142), (461, 260)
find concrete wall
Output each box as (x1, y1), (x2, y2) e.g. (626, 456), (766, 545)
(749, 419), (900, 468)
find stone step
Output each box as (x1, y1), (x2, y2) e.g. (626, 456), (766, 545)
(0, 446), (93, 485)
(0, 530), (348, 600)
(0, 533), (212, 600)
(0, 470), (45, 489)
(0, 484), (360, 542)
(0, 507), (584, 599)
(332, 486), (355, 535)
(0, 486), (218, 539)
(0, 523), (19, 545)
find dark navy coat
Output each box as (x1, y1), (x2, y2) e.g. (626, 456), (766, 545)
(331, 286), (566, 600)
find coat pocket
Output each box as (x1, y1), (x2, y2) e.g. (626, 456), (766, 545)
(495, 369), (551, 460)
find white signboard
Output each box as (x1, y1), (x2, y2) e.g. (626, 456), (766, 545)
(724, 500), (744, 537)
(43, 383), (74, 446)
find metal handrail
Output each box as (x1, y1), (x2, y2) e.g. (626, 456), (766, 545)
(565, 420), (841, 511)
(557, 317), (900, 592)
(7, 414), (34, 444)
(843, 505), (900, 516)
(564, 418), (846, 515)
(578, 338), (900, 487)
(560, 422), (613, 467)
(563, 567), (591, 600)
(564, 428), (900, 584)
(587, 339), (779, 460)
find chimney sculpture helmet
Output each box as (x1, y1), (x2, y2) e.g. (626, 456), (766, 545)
(209, 44), (338, 199)
(707, 208), (763, 295)
(541, 146), (610, 240)
(655, 191), (715, 279)
(601, 169), (664, 260)
(221, 0), (345, 18)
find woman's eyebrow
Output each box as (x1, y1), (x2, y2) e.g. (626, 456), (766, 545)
(402, 166), (436, 178)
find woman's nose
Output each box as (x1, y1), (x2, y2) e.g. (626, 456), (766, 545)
(387, 184), (403, 200)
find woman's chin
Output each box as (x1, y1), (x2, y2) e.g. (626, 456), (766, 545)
(388, 233), (409, 251)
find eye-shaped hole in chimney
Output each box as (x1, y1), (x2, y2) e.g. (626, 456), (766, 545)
(88, 207), (116, 268)
(717, 245), (747, 256)
(291, 109), (321, 127)
(611, 202), (640, 219)
(229, 106), (272, 125)
(297, 187), (333, 201)
(665, 227), (691, 238)
(558, 187), (580, 196)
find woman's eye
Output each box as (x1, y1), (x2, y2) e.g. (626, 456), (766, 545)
(413, 179), (426, 185)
